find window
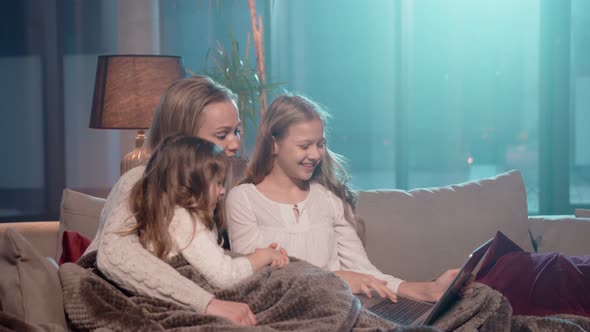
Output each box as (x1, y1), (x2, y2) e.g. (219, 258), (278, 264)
(267, 0), (590, 214)
(570, 0), (590, 207)
(2, 0), (588, 219)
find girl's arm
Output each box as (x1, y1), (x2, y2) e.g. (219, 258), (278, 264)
(226, 187), (263, 254)
(330, 192), (403, 300)
(395, 269), (459, 302)
(170, 208), (254, 288)
(247, 242), (289, 270)
(334, 212), (456, 302)
(331, 192), (457, 302)
(172, 209), (288, 287)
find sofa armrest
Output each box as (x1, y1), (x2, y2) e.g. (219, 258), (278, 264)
(527, 216), (590, 255)
(0, 221), (60, 260)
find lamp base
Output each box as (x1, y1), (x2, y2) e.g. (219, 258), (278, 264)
(121, 130), (150, 175)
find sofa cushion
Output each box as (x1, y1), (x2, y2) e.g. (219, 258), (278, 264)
(0, 228), (67, 329)
(357, 170), (531, 281)
(57, 189), (105, 259)
(527, 216), (590, 255)
(575, 209), (590, 218)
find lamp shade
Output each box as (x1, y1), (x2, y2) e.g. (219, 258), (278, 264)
(90, 55), (184, 129)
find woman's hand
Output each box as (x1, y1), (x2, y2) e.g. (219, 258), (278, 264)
(335, 270), (397, 302)
(205, 298), (257, 326)
(247, 242), (289, 271)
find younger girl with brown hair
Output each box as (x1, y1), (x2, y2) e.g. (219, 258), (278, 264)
(130, 134), (288, 291)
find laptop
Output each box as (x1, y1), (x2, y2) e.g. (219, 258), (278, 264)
(359, 237), (494, 326)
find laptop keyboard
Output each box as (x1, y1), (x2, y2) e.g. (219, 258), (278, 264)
(368, 297), (433, 325)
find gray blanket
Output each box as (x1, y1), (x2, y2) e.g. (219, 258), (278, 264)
(58, 252), (590, 331)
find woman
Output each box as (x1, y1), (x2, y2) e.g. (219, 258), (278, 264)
(227, 94), (457, 303)
(86, 76), (263, 326)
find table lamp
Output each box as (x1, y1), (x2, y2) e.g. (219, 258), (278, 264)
(89, 54), (184, 174)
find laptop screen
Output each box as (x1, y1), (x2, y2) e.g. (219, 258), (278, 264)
(423, 237), (494, 325)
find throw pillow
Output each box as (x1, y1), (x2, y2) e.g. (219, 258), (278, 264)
(357, 170), (531, 281)
(57, 188), (105, 259)
(58, 230), (92, 265)
(0, 228), (68, 328)
(476, 231), (590, 317)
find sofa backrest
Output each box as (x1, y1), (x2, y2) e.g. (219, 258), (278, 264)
(356, 170), (531, 282)
(0, 222), (59, 259)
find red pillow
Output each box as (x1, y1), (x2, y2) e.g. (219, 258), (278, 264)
(475, 232), (590, 317)
(58, 231), (91, 265)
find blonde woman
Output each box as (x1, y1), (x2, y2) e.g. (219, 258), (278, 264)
(87, 76), (273, 326)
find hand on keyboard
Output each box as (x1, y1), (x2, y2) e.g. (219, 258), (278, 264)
(335, 270), (398, 302)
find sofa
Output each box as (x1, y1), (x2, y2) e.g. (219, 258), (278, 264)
(1, 169), (589, 329)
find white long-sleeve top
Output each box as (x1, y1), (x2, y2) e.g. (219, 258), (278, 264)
(226, 182), (405, 293)
(86, 166), (239, 313)
(168, 207), (253, 288)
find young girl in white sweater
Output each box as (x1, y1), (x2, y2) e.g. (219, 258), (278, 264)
(227, 94), (457, 304)
(129, 134), (288, 293)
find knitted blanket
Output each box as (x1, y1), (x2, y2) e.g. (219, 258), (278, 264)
(59, 252), (394, 331)
(58, 252), (590, 331)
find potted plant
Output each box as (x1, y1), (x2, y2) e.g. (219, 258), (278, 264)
(193, 0), (279, 157)
(191, 0), (281, 186)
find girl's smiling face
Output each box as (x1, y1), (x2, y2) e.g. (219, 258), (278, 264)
(272, 118), (326, 184)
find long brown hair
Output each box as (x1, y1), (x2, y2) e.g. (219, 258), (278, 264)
(129, 134), (229, 259)
(147, 75), (237, 152)
(241, 94), (357, 225)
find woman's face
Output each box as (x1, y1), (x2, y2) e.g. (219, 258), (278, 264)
(272, 118), (325, 183)
(197, 100), (242, 157)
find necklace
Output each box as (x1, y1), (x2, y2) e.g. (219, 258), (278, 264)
(293, 204), (300, 221)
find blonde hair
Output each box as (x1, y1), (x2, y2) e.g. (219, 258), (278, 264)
(147, 75), (237, 152)
(129, 134), (229, 259)
(242, 94), (357, 225)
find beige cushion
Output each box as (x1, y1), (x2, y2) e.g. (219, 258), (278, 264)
(527, 216), (590, 255)
(357, 170), (531, 282)
(0, 228), (67, 329)
(57, 189), (105, 259)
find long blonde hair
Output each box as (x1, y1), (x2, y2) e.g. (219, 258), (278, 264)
(147, 75), (237, 152)
(129, 134), (229, 259)
(241, 94), (357, 225)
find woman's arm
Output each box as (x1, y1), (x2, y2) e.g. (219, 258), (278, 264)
(226, 187), (262, 254)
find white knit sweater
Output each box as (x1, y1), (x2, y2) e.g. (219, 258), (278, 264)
(86, 166), (252, 313)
